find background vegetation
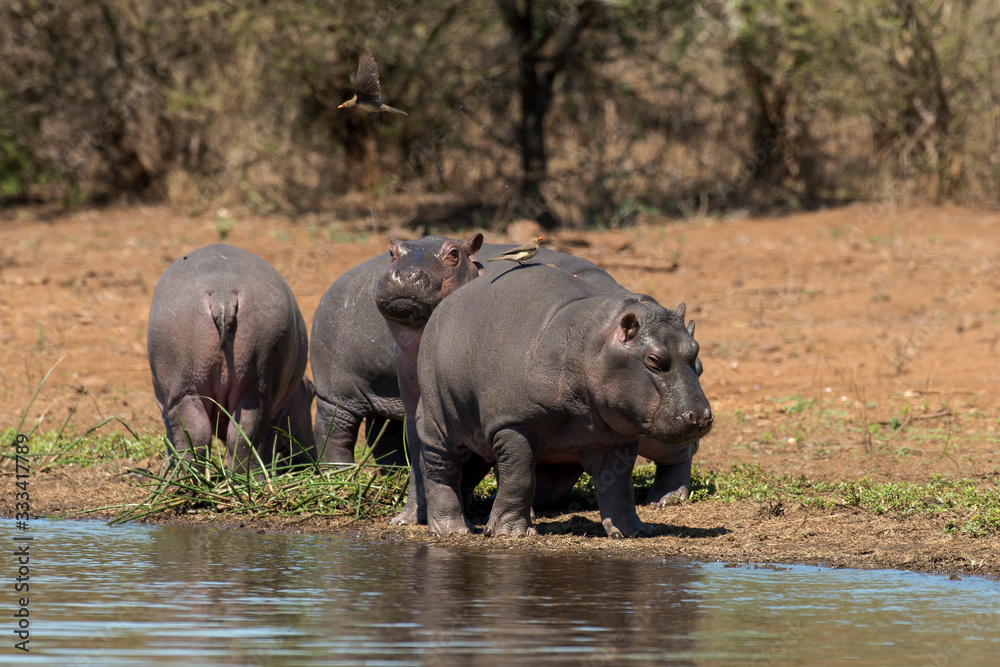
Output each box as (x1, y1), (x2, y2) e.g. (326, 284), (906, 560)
(2, 0), (998, 227)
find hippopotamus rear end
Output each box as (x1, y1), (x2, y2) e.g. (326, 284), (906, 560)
(147, 245), (313, 472)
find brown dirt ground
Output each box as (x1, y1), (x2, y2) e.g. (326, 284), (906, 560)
(1, 202), (999, 575)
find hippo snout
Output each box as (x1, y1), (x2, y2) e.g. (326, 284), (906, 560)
(375, 269), (442, 326)
(652, 402), (712, 444)
(680, 406), (713, 430)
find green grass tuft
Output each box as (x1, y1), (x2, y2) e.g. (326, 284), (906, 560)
(670, 464), (1000, 538)
(108, 436), (409, 525)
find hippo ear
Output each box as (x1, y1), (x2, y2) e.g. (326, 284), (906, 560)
(619, 312), (640, 343)
(675, 302), (686, 319)
(465, 232), (484, 255)
(687, 320), (695, 336)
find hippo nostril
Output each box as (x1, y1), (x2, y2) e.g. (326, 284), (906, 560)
(704, 407), (714, 424)
(684, 410), (697, 424)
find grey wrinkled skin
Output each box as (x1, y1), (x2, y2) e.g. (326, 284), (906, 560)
(310, 256), (408, 467)
(373, 234), (633, 525)
(310, 238), (701, 506)
(417, 265), (713, 538)
(147, 245), (314, 473)
(375, 233), (487, 525)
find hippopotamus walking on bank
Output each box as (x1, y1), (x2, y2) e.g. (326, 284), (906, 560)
(147, 245), (314, 472)
(374, 233), (628, 523)
(417, 265), (713, 537)
(310, 236), (704, 507)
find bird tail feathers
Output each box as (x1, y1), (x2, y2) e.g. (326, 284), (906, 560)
(381, 105), (408, 116)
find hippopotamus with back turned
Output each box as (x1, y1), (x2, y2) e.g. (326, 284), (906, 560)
(416, 264), (713, 537)
(147, 244), (314, 472)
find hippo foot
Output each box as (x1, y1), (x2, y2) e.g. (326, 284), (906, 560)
(389, 502), (425, 526)
(483, 517), (536, 538)
(653, 485), (690, 507)
(601, 517), (655, 539)
(429, 515), (475, 537)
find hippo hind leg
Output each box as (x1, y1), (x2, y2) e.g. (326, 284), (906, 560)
(313, 394), (363, 465)
(164, 394), (213, 468)
(224, 394), (269, 475)
(641, 442), (699, 506)
(419, 424), (474, 536)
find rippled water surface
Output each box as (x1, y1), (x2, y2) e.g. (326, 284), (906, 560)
(3, 518), (998, 665)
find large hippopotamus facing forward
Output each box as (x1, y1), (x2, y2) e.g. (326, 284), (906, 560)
(147, 245), (314, 472)
(417, 264), (713, 537)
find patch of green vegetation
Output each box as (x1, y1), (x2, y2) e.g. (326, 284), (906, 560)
(686, 464), (835, 505)
(1, 428), (162, 470)
(106, 397), (411, 523)
(775, 394), (816, 414)
(111, 435), (409, 524)
(678, 464), (999, 538)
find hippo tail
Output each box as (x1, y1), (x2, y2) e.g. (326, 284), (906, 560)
(209, 291), (238, 349)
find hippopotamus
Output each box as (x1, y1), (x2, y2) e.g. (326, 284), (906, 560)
(310, 237), (619, 466)
(373, 233), (628, 523)
(416, 264), (713, 538)
(310, 237), (703, 506)
(147, 245), (314, 472)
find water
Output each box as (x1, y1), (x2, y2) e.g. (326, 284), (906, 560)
(3, 518), (998, 665)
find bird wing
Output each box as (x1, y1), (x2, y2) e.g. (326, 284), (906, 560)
(354, 52), (382, 102)
(500, 241), (536, 256)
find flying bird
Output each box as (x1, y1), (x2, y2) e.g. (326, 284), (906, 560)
(338, 52), (408, 116)
(486, 237), (543, 265)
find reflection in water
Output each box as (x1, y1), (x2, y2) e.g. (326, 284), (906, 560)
(5, 519), (998, 665)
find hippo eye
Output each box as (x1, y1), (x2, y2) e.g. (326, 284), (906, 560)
(447, 248), (460, 260)
(694, 358), (703, 376)
(645, 353), (668, 372)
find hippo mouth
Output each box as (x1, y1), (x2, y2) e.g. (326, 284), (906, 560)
(644, 406), (714, 445)
(376, 296), (435, 327)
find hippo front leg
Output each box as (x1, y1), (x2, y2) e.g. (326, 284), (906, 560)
(644, 442), (700, 505)
(484, 427), (537, 537)
(389, 415), (427, 525)
(582, 441), (654, 539)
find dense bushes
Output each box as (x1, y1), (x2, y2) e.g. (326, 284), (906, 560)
(1, 0), (997, 225)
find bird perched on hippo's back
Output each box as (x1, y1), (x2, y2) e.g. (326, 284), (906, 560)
(486, 236), (543, 265)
